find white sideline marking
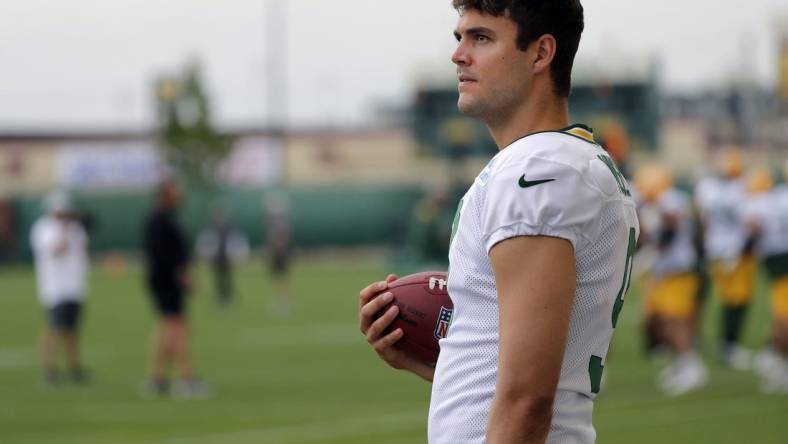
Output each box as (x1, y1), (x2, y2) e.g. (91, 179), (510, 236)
(156, 411), (425, 444)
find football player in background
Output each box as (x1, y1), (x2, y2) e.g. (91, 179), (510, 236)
(196, 206), (250, 308)
(359, 1), (639, 442)
(264, 193), (294, 315)
(31, 191), (90, 386)
(634, 164), (707, 395)
(694, 149), (755, 370)
(742, 166), (788, 393)
(630, 172), (663, 358)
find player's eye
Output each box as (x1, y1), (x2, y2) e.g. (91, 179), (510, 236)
(475, 34), (489, 42)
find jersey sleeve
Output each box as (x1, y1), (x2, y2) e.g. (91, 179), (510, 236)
(481, 156), (608, 254)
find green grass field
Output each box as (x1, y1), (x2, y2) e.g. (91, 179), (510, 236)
(0, 255), (786, 444)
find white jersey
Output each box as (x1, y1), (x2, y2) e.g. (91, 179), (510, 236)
(429, 126), (639, 443)
(742, 185), (788, 257)
(639, 188), (697, 278)
(30, 216), (89, 308)
(694, 176), (747, 261)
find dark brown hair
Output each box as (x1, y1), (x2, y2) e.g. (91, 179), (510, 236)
(452, 0), (584, 97)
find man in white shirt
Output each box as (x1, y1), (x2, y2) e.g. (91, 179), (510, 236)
(30, 191), (89, 385)
(358, 1), (638, 442)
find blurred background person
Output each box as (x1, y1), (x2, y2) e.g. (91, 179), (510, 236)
(407, 185), (453, 269)
(196, 206), (250, 308)
(689, 193), (712, 350)
(631, 177), (663, 359)
(30, 190), (89, 386)
(264, 193), (293, 315)
(635, 164), (707, 395)
(743, 166), (788, 393)
(694, 148), (756, 370)
(142, 179), (208, 398)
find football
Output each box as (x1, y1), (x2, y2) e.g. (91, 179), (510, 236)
(382, 271), (453, 365)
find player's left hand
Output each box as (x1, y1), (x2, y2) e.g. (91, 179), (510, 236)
(358, 274), (436, 382)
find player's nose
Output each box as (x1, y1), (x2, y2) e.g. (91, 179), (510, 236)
(451, 43), (469, 66)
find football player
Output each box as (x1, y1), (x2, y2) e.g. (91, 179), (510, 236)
(742, 167), (788, 393)
(634, 164), (707, 395)
(694, 148), (755, 369)
(359, 1), (639, 442)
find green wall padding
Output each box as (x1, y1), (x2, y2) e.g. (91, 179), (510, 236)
(13, 185), (423, 261)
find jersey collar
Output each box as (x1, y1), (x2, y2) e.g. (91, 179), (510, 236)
(505, 124), (596, 149)
(563, 124), (595, 143)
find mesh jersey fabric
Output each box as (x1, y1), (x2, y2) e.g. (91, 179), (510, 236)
(428, 129), (639, 443)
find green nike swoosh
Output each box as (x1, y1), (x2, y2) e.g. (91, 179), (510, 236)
(518, 175), (556, 188)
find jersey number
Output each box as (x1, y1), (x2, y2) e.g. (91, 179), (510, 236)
(597, 154), (631, 197)
(589, 226), (636, 394)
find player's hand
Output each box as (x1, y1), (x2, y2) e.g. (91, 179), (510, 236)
(358, 275), (435, 381)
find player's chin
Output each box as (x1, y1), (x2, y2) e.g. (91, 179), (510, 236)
(457, 96), (485, 118)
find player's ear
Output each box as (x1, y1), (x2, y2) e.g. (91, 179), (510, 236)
(532, 34), (556, 75)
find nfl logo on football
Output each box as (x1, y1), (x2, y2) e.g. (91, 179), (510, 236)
(434, 306), (452, 340)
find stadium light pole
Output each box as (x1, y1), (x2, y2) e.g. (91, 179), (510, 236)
(266, 0), (288, 184)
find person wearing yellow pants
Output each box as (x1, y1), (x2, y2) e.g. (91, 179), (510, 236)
(743, 167), (788, 393)
(646, 273), (701, 370)
(763, 272), (788, 372)
(695, 149), (755, 369)
(709, 254), (757, 367)
(636, 164), (707, 395)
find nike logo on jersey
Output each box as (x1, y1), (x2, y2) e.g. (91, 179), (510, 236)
(518, 175), (555, 188)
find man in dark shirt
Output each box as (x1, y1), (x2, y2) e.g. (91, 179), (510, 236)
(142, 179), (207, 398)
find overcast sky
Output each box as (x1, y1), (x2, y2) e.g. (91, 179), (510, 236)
(1, 0), (786, 131)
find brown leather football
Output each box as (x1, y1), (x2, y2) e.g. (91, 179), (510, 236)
(382, 271), (453, 365)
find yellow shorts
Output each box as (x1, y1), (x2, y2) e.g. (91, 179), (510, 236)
(646, 273), (699, 320)
(711, 255), (757, 307)
(771, 276), (788, 320)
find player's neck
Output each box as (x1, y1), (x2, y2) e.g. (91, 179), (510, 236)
(487, 94), (569, 151)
